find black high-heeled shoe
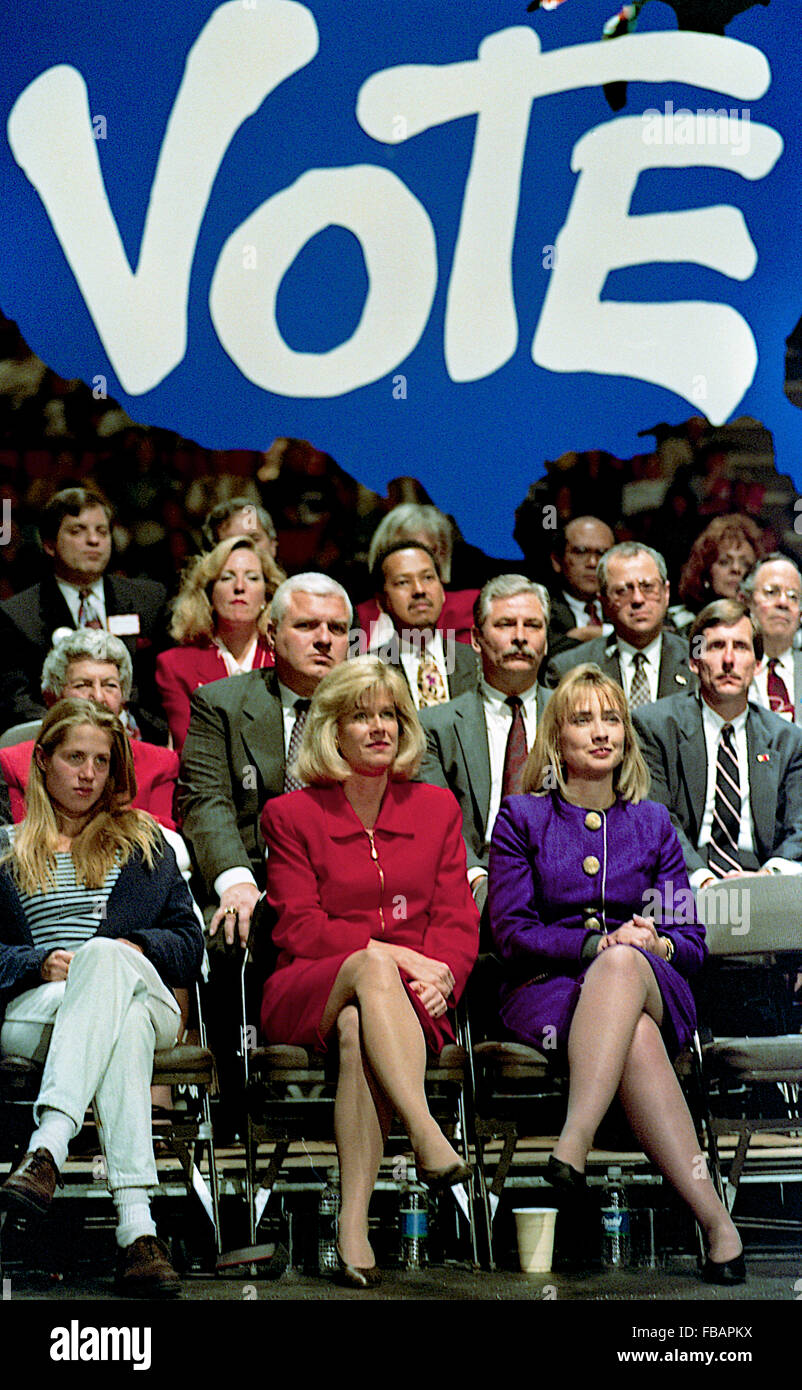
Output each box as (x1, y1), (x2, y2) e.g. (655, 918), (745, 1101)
(700, 1250), (746, 1285)
(416, 1159), (473, 1191)
(334, 1245), (382, 1289)
(544, 1155), (587, 1191)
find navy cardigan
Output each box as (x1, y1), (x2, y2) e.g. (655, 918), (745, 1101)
(0, 835), (204, 1021)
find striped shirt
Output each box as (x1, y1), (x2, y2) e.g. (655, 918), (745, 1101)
(8, 829), (121, 955)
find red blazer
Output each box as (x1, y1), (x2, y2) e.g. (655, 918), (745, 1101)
(260, 781), (479, 1049)
(155, 639), (274, 752)
(0, 738), (179, 830)
(357, 591), (479, 646)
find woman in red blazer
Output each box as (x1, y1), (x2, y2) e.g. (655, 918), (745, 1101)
(156, 537), (283, 750)
(261, 656), (479, 1287)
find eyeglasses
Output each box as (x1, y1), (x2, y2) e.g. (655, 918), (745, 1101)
(607, 579), (663, 601)
(756, 585), (802, 604)
(566, 546), (608, 560)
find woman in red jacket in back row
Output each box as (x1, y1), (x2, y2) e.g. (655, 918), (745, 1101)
(260, 656), (479, 1287)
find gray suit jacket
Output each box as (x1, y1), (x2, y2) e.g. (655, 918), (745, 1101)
(544, 629), (695, 700)
(633, 694), (802, 877)
(418, 685), (550, 873)
(178, 668), (285, 898)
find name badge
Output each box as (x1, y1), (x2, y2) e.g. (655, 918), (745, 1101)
(109, 613), (141, 636)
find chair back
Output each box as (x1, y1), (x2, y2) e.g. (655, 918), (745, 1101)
(698, 876), (802, 956)
(0, 720), (41, 748)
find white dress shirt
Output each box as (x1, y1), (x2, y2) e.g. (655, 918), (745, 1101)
(56, 576), (107, 629)
(561, 590), (613, 637)
(616, 633), (663, 704)
(467, 679), (540, 889)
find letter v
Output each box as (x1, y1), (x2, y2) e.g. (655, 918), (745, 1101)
(7, 0), (318, 395)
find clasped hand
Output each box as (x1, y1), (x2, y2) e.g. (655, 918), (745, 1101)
(597, 915), (669, 959)
(367, 939), (454, 1018)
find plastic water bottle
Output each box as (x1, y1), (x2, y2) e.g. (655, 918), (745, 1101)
(317, 1181), (340, 1274)
(600, 1166), (631, 1268)
(399, 1184), (428, 1269)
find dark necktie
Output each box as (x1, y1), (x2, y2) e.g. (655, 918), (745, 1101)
(584, 600), (601, 627)
(629, 651), (650, 709)
(501, 696), (528, 799)
(767, 659), (794, 720)
(708, 723), (742, 878)
(283, 699), (310, 793)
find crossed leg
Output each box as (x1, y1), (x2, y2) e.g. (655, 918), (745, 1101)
(320, 949), (463, 1267)
(552, 945), (740, 1261)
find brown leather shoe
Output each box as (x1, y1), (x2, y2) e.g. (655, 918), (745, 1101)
(116, 1236), (181, 1298)
(0, 1148), (61, 1214)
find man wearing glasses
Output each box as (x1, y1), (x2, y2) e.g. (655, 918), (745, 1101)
(544, 541), (694, 706)
(742, 555), (802, 722)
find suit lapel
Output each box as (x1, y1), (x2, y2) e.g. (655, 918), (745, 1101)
(239, 673), (285, 793)
(453, 691), (491, 828)
(677, 701), (708, 838)
(603, 638), (622, 684)
(746, 706), (779, 860)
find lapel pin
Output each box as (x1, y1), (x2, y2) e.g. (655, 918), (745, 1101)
(756, 753), (770, 762)
(675, 674), (688, 685)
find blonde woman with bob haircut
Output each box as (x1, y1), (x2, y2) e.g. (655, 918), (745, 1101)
(260, 656), (479, 1288)
(489, 665), (744, 1284)
(156, 535), (284, 751)
(0, 701), (204, 1297)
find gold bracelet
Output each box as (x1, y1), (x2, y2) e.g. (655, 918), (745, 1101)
(660, 935), (675, 964)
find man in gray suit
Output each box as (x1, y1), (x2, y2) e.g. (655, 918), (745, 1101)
(544, 542), (694, 704)
(419, 576), (550, 914)
(633, 600), (802, 888)
(178, 573), (351, 945)
(742, 554), (802, 722)
(633, 599), (802, 1032)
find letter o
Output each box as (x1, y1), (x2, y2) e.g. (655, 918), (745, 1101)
(210, 165), (437, 397)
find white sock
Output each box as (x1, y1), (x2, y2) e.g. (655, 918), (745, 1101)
(114, 1188), (157, 1248)
(29, 1107), (77, 1171)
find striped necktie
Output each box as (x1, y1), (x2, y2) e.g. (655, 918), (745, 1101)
(78, 590), (103, 630)
(283, 699), (310, 793)
(708, 722), (742, 877)
(767, 659), (794, 720)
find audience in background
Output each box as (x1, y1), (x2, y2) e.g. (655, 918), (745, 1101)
(546, 516), (615, 657)
(671, 514), (767, 634)
(743, 554), (802, 721)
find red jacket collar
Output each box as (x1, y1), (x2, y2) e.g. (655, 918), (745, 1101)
(316, 782), (417, 840)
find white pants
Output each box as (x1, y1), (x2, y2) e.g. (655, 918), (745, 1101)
(0, 938), (180, 1190)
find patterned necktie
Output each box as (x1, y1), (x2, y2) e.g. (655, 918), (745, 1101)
(78, 590), (103, 630)
(417, 652), (448, 706)
(708, 723), (742, 878)
(767, 659), (794, 720)
(628, 651), (650, 708)
(584, 600), (601, 627)
(501, 696), (528, 798)
(283, 699), (310, 793)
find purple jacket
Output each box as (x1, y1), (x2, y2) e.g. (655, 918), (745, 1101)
(488, 793), (707, 1054)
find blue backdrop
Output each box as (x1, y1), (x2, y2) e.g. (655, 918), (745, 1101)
(1, 1), (799, 554)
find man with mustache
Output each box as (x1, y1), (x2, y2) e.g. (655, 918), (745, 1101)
(418, 576), (551, 914)
(370, 542), (479, 707)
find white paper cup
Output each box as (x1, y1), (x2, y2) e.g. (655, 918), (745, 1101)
(513, 1207), (558, 1274)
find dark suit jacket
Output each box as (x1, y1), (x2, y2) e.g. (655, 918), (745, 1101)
(544, 629), (695, 700)
(178, 668), (286, 898)
(419, 685), (550, 873)
(632, 695), (802, 877)
(0, 573), (169, 741)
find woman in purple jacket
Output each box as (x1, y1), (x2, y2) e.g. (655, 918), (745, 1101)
(489, 665), (743, 1283)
